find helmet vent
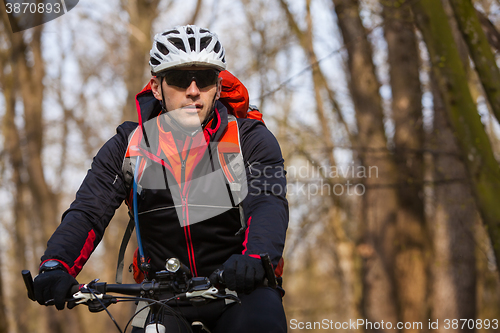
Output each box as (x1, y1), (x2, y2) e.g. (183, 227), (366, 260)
(200, 28), (209, 33)
(189, 37), (196, 51)
(157, 43), (169, 55)
(150, 57), (160, 65)
(214, 41), (221, 53)
(168, 38), (186, 52)
(200, 37), (212, 49)
(186, 27), (194, 34)
(162, 29), (178, 36)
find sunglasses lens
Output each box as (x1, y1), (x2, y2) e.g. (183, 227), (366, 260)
(164, 70), (218, 89)
(164, 71), (189, 88)
(197, 70), (218, 88)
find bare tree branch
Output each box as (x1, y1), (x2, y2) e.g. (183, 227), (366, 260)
(190, 0), (203, 24)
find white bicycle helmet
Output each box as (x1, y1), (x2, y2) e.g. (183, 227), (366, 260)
(150, 25), (227, 74)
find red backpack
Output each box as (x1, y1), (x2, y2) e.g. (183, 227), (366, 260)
(219, 70), (264, 123)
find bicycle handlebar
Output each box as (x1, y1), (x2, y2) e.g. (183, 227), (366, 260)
(70, 282), (145, 296)
(22, 253), (276, 310)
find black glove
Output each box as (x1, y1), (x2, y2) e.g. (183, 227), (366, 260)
(221, 254), (265, 294)
(34, 269), (78, 310)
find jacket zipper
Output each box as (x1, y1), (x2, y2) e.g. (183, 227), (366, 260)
(180, 137), (198, 276)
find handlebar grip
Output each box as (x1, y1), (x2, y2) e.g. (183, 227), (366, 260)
(21, 270), (35, 301)
(211, 269), (225, 285)
(212, 269), (268, 287)
(70, 284), (82, 295)
(215, 255), (276, 289)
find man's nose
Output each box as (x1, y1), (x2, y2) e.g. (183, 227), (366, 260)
(186, 80), (200, 96)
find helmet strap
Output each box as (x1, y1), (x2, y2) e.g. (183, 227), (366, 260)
(159, 76), (167, 113)
(201, 92), (218, 128)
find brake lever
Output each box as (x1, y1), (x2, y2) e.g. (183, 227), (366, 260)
(72, 290), (105, 304)
(45, 280), (106, 306)
(185, 286), (219, 300)
(214, 293), (241, 304)
(181, 284), (241, 304)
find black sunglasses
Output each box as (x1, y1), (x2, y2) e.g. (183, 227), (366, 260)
(160, 69), (219, 89)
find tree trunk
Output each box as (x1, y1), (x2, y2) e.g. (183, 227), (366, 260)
(332, 0), (400, 328)
(382, 1), (428, 330)
(449, 0), (500, 123)
(121, 0), (161, 122)
(475, 8), (500, 53)
(12, 25), (60, 243)
(429, 74), (477, 333)
(0, 257), (7, 333)
(411, 0), (500, 274)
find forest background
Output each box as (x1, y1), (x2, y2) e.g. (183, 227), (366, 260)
(2, 0), (500, 332)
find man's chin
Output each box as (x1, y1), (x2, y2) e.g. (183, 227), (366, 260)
(176, 119), (203, 131)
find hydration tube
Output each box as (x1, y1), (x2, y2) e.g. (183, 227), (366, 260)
(133, 156), (146, 264)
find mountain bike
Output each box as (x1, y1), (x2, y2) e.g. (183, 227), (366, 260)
(22, 254), (277, 333)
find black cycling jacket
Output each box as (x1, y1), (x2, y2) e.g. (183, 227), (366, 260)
(41, 93), (288, 279)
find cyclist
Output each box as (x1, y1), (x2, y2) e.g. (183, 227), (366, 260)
(33, 25), (288, 332)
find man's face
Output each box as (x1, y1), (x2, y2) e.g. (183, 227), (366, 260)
(151, 67), (221, 130)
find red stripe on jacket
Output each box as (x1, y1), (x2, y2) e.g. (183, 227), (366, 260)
(241, 217), (259, 259)
(68, 230), (96, 277)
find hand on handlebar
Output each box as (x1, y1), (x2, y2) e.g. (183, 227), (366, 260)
(219, 254), (265, 295)
(33, 270), (78, 310)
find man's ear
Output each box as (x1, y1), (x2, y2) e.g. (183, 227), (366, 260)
(150, 77), (162, 101)
(215, 76), (222, 100)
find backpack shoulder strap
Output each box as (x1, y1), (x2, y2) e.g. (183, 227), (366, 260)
(116, 127), (147, 283)
(217, 115), (248, 235)
(115, 214), (135, 284)
(217, 115), (247, 201)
